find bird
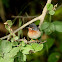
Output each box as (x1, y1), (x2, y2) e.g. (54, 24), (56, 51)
(28, 23), (41, 40)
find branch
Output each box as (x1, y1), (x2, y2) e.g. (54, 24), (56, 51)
(0, 0), (52, 40)
(39, 0), (52, 28)
(12, 16), (37, 18)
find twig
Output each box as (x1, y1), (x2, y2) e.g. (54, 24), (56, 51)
(39, 0), (52, 28)
(39, 41), (47, 44)
(0, 0), (52, 40)
(53, 4), (58, 11)
(12, 16), (37, 18)
(56, 4), (62, 10)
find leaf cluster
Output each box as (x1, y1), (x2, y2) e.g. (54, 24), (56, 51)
(40, 21), (62, 35)
(47, 3), (55, 15)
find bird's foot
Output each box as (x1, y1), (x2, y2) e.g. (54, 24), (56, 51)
(30, 39), (40, 43)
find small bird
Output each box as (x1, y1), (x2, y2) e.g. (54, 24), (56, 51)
(28, 23), (41, 39)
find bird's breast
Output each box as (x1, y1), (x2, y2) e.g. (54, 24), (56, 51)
(28, 30), (41, 39)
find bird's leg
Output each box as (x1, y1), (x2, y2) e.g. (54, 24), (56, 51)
(30, 39), (40, 43)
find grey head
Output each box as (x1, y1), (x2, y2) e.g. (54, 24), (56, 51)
(29, 23), (39, 31)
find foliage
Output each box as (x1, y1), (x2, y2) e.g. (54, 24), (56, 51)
(47, 3), (55, 15)
(48, 52), (60, 62)
(0, 3), (62, 62)
(0, 20), (44, 62)
(0, 39), (43, 62)
(53, 21), (62, 32)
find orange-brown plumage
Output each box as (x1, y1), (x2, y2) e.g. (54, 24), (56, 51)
(28, 27), (41, 39)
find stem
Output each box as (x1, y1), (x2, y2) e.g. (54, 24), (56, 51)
(49, 15), (51, 22)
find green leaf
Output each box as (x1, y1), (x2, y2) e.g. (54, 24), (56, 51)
(48, 52), (60, 62)
(31, 43), (43, 52)
(17, 52), (23, 62)
(47, 3), (53, 10)
(0, 40), (12, 54)
(0, 57), (14, 62)
(23, 54), (26, 61)
(11, 38), (14, 42)
(49, 23), (55, 32)
(5, 25), (10, 31)
(4, 58), (14, 62)
(21, 41), (25, 46)
(44, 28), (52, 35)
(22, 45), (34, 54)
(5, 47), (20, 58)
(17, 52), (26, 62)
(59, 42), (62, 52)
(53, 21), (62, 25)
(49, 10), (55, 15)
(0, 40), (3, 56)
(44, 23), (55, 35)
(11, 36), (19, 42)
(44, 38), (54, 49)
(14, 36), (19, 40)
(7, 20), (12, 26)
(0, 57), (4, 62)
(12, 42), (18, 46)
(40, 22), (50, 30)
(55, 25), (62, 32)
(0, 50), (3, 56)
(9, 47), (20, 57)
(53, 21), (62, 32)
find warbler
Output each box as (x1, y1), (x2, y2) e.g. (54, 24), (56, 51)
(28, 23), (41, 39)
